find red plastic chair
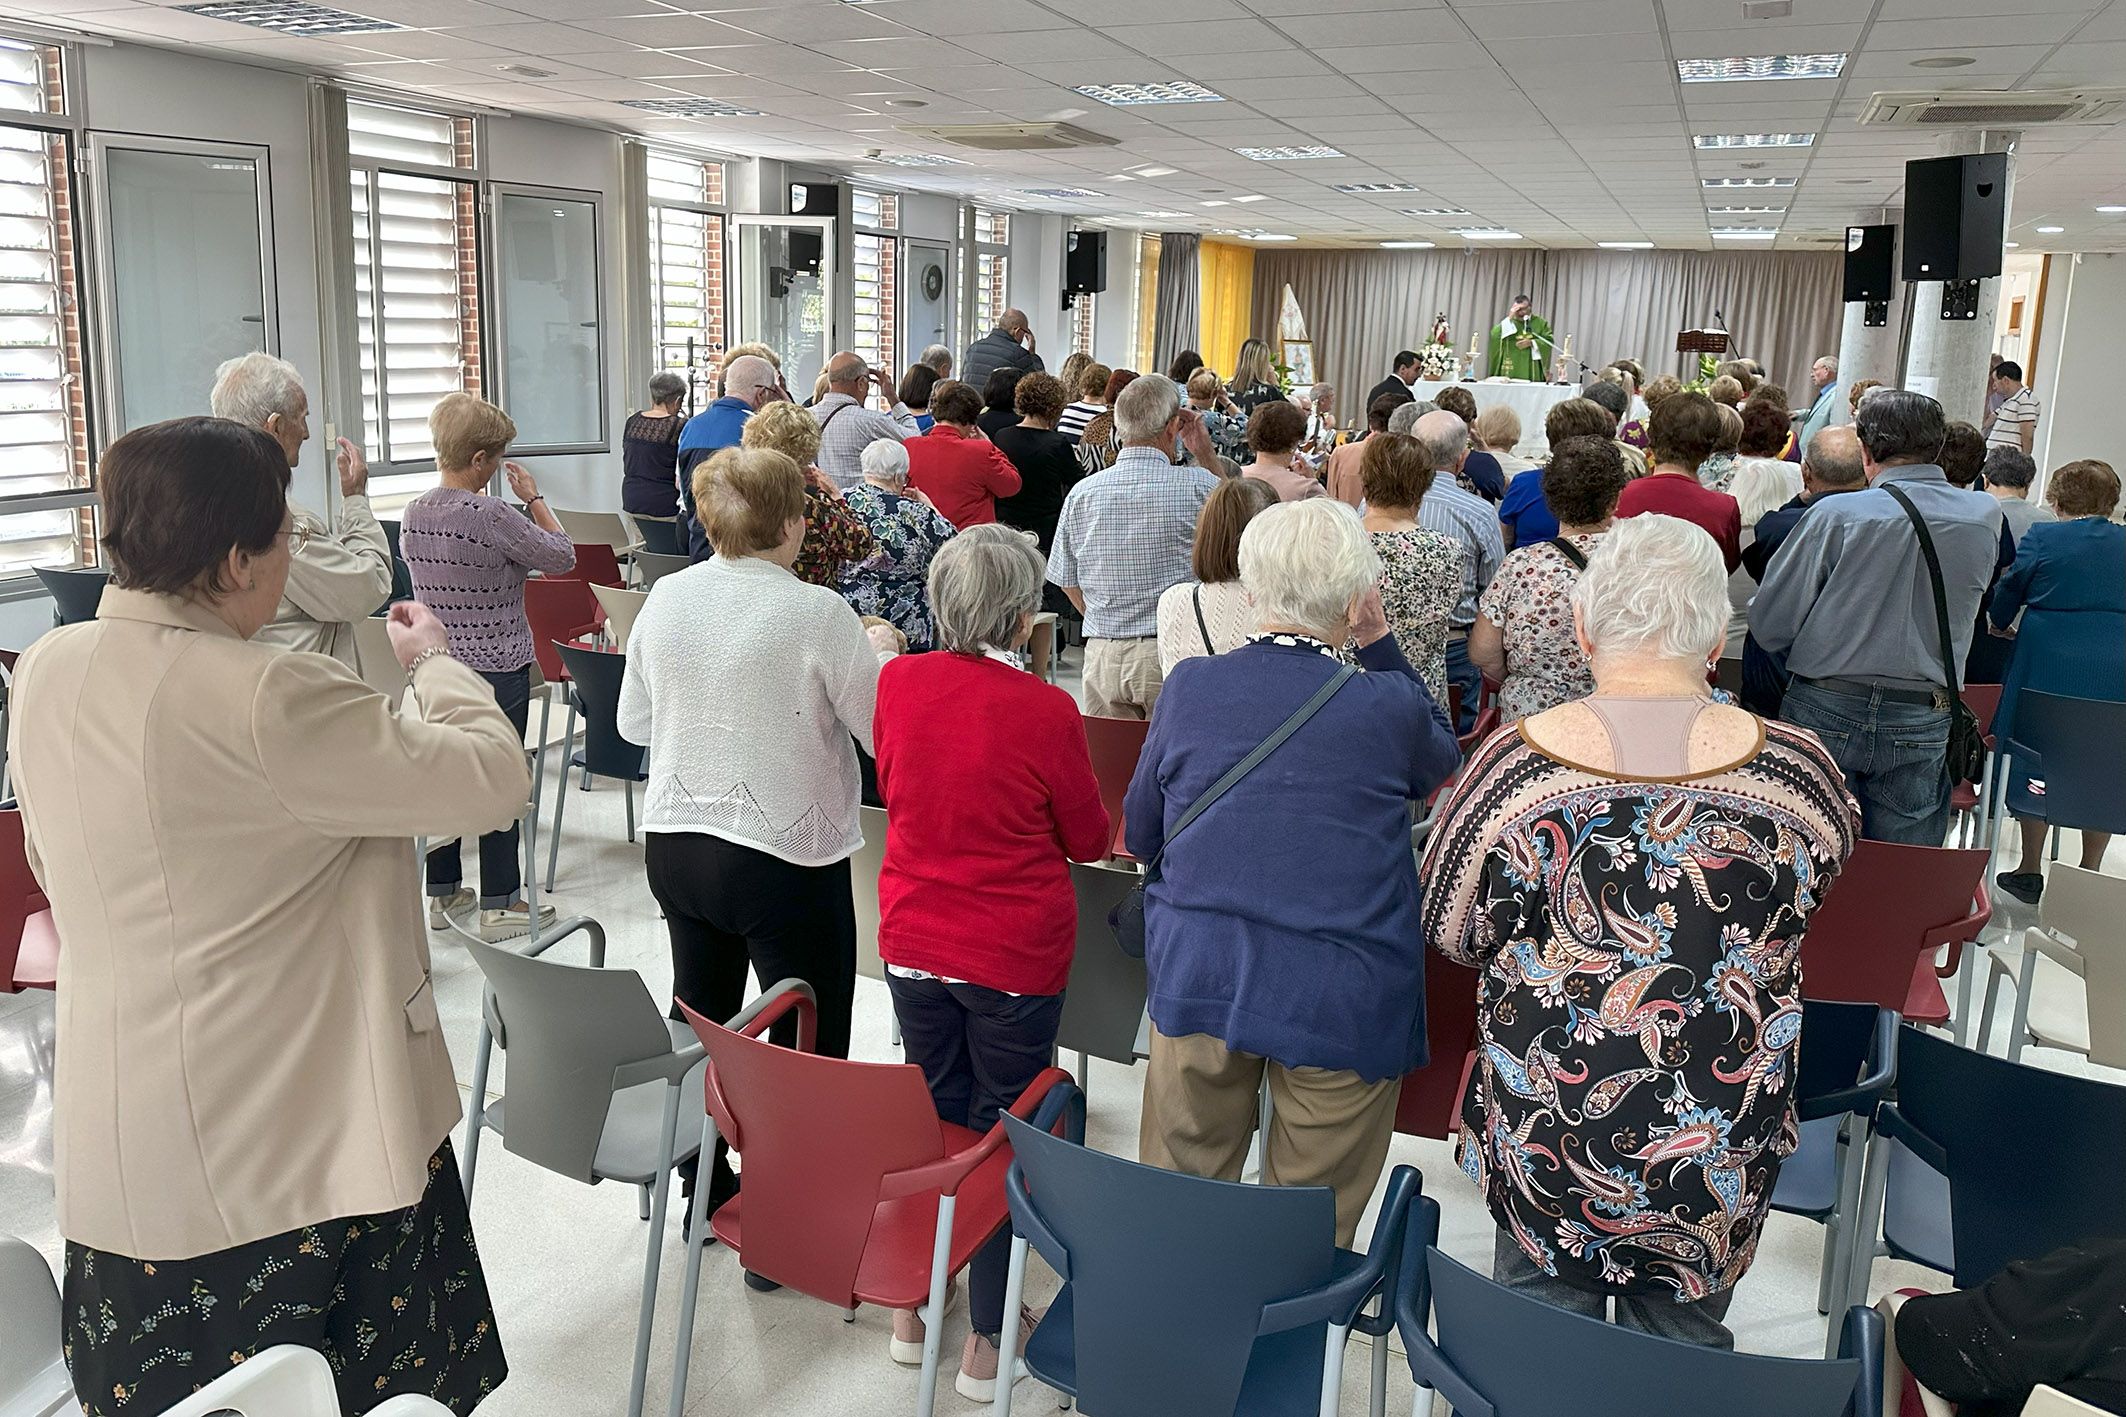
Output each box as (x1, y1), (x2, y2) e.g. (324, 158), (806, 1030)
(1950, 684), (2004, 841)
(1801, 840), (1991, 1027)
(562, 540), (627, 589)
(0, 808), (55, 993)
(1083, 714), (1150, 861)
(665, 981), (1074, 1417)
(523, 578), (603, 823)
(1394, 951), (1480, 1139)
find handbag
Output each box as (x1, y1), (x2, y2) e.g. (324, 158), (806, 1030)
(1191, 585), (1215, 656)
(1109, 664), (1356, 958)
(1880, 483), (1988, 786)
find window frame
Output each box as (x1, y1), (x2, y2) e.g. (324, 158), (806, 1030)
(645, 150), (727, 414)
(486, 180), (608, 455)
(964, 204), (1011, 349)
(850, 186), (898, 380)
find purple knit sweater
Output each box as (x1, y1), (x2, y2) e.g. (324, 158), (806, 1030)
(401, 488), (576, 672)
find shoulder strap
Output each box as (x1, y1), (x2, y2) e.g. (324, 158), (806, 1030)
(1192, 585), (1215, 656)
(1545, 536), (1588, 570)
(817, 401), (852, 432)
(1146, 663), (1357, 879)
(1879, 483), (1961, 696)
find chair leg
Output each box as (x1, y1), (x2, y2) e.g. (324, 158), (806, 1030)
(1319, 1323), (1350, 1417)
(2007, 945), (2038, 1063)
(994, 1235), (1031, 1417)
(1979, 953), (2013, 1056)
(1951, 948), (1978, 1047)
(628, 1084), (684, 1417)
(914, 1193), (957, 1417)
(460, 1013), (494, 1198)
(522, 801), (541, 955)
(547, 700), (577, 890)
(531, 692), (552, 813)
(1369, 1299), (1391, 1417)
(638, 1184), (652, 1223)
(1814, 1123), (1847, 1316)
(625, 778), (637, 843)
(667, 1117), (722, 1417)
(1846, 1124), (1895, 1319)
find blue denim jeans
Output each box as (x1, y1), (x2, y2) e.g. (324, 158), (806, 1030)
(1780, 679), (1952, 845)
(1444, 634), (1481, 734)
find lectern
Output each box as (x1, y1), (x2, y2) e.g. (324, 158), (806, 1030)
(1676, 329), (1730, 356)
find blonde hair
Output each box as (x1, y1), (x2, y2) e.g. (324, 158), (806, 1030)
(1472, 404), (1521, 452)
(428, 392), (516, 470)
(693, 447), (805, 556)
(741, 398), (823, 468)
(723, 341), (780, 371)
(1231, 338), (1276, 390)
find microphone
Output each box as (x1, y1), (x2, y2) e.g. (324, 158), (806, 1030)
(1713, 307), (1728, 331)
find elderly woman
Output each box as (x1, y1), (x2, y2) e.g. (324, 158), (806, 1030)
(1724, 445), (1801, 656)
(402, 392), (573, 940)
(622, 370), (690, 520)
(977, 366), (1026, 440)
(1434, 386), (1505, 502)
(908, 381), (1023, 529)
(1358, 432), (1464, 707)
(992, 371), (1081, 553)
(1421, 513), (1858, 1346)
(1470, 435), (1629, 720)
(1057, 350), (1092, 403)
(1618, 373), (1680, 452)
(873, 523), (1111, 1397)
(1989, 460), (2126, 905)
(739, 398), (876, 586)
(1057, 360), (1111, 443)
(619, 445), (879, 1217)
(1498, 397), (1615, 551)
(1186, 367), (1249, 466)
(838, 439), (958, 651)
(1155, 474), (1280, 673)
(1075, 368), (1139, 475)
(1128, 499), (1460, 1242)
(1475, 404), (1535, 478)
(898, 363), (942, 433)
(1240, 400), (1325, 502)
(12, 417), (527, 1415)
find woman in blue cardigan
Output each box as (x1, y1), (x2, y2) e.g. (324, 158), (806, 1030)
(1125, 498), (1461, 1243)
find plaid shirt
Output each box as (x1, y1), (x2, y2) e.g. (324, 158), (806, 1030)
(812, 393), (912, 490)
(1417, 478), (1505, 628)
(1048, 447), (1218, 639)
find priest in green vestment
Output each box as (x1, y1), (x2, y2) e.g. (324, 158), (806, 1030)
(1487, 294), (1555, 381)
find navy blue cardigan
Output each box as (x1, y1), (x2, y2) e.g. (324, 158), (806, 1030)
(1123, 636), (1461, 1082)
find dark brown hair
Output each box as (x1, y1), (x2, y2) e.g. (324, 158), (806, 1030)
(1649, 391), (1724, 469)
(1939, 421), (1987, 488)
(1433, 385), (1477, 425)
(1545, 397), (1615, 447)
(933, 381), (985, 427)
(1192, 475), (1279, 583)
(1543, 436), (1629, 527)
(1246, 400), (1307, 456)
(1739, 399), (1790, 457)
(101, 416), (291, 597)
(2049, 459), (2120, 518)
(898, 363), (940, 411)
(1360, 431), (1435, 510)
(1013, 371), (1067, 422)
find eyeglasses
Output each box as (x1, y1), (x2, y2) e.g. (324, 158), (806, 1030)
(284, 525), (313, 556)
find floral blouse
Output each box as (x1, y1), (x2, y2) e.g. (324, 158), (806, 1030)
(795, 481), (875, 589)
(1373, 527), (1462, 708)
(1479, 532), (1603, 722)
(837, 484), (957, 651)
(1418, 720), (1858, 1301)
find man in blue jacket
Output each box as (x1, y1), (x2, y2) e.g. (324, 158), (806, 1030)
(676, 353), (779, 560)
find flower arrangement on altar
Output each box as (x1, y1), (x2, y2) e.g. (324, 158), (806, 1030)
(1416, 313), (1459, 381)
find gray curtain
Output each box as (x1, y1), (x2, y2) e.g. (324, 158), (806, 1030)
(1153, 231), (1201, 376)
(1249, 248), (1842, 409)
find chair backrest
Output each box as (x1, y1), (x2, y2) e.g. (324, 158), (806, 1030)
(1411, 1248), (1871, 1417)
(1801, 841), (1988, 1010)
(566, 540), (627, 588)
(1082, 715), (1149, 856)
(634, 516), (683, 556)
(2039, 864), (2126, 1069)
(461, 938), (677, 1184)
(552, 507), (635, 552)
(157, 1345), (342, 1417)
(0, 809), (47, 998)
(553, 643), (646, 781)
(2006, 692), (2126, 836)
(851, 804), (887, 983)
(33, 566), (105, 625)
(0, 1233), (66, 1416)
(1054, 861), (1149, 1065)
(523, 577), (601, 682)
(1396, 950), (1479, 1139)
(1895, 1025), (2126, 1287)
(351, 617), (407, 702)
(1000, 1110), (1337, 1417)
(634, 550), (690, 587)
(685, 1006), (951, 1307)
(589, 583), (649, 651)
(1959, 683), (2002, 741)
(2024, 1387), (2115, 1417)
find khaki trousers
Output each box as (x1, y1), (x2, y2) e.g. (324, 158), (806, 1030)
(1082, 636), (1162, 719)
(1139, 1026), (1400, 1246)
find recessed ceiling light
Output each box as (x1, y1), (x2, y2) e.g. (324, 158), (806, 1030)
(1837, 178), (1874, 185)
(177, 0), (399, 34)
(874, 152), (970, 167)
(1012, 187), (1103, 201)
(1136, 210), (1186, 219)
(2004, 241), (2020, 248)
(1235, 145), (1344, 160)
(1334, 182), (1424, 194)
(1707, 204), (1787, 216)
(885, 98), (927, 109)
(1712, 227), (1779, 240)
(1910, 55), (1978, 68)
(1399, 206), (1473, 218)
(495, 62), (557, 78)
(2097, 204), (2126, 213)
(1599, 240), (1655, 249)
(1702, 176), (1796, 190)
(1133, 165), (1177, 177)
(1245, 232), (1298, 241)
(621, 97), (764, 117)
(1199, 199), (1229, 207)
(2035, 224), (2065, 233)
(1380, 240), (1436, 249)
(1074, 80), (1225, 106)
(1455, 228), (1521, 240)
(1695, 132), (1816, 148)
(1677, 53), (1846, 83)
(1232, 194), (1266, 203)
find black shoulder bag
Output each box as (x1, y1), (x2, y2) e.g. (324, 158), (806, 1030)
(1191, 586), (1216, 656)
(1546, 536), (1589, 570)
(1880, 483), (1988, 785)
(1109, 664), (1357, 958)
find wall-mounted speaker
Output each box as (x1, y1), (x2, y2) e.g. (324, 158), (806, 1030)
(788, 181), (841, 219)
(1843, 224), (1895, 303)
(788, 230), (823, 277)
(1064, 229), (1107, 295)
(1902, 153), (2007, 283)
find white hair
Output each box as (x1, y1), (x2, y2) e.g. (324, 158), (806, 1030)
(1412, 409), (1469, 471)
(1387, 401), (1433, 436)
(721, 354), (777, 398)
(1114, 374), (1181, 443)
(1309, 382), (1333, 403)
(919, 344), (952, 374)
(1814, 354), (1839, 375)
(928, 523), (1044, 654)
(859, 438), (909, 485)
(1729, 458), (1800, 528)
(1570, 514), (1728, 663)
(209, 351), (306, 429)
(1239, 499), (1384, 639)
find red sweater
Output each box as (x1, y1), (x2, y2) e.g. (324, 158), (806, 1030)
(906, 425), (1023, 529)
(874, 652), (1111, 995)
(1616, 471), (1744, 572)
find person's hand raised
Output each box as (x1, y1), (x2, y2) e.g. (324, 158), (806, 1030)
(384, 601), (449, 670)
(336, 437), (369, 498)
(1350, 583), (1390, 648)
(504, 461), (540, 504)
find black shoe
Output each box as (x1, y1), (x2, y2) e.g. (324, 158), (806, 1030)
(743, 1270), (783, 1293)
(1996, 871), (2044, 905)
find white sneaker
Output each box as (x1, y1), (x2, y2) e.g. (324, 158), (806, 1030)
(888, 1280), (959, 1366)
(478, 900), (558, 942)
(428, 889), (474, 931)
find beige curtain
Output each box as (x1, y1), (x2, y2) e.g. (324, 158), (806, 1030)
(1249, 248), (1842, 409)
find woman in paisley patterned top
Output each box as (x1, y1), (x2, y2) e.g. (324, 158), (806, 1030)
(839, 439), (958, 651)
(739, 400), (876, 588)
(1419, 514), (1858, 1347)
(1356, 431), (1463, 707)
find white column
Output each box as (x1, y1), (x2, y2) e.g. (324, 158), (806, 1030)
(1832, 205), (1904, 426)
(1903, 133), (2016, 425)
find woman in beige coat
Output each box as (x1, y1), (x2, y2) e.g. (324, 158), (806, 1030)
(8, 417), (531, 1415)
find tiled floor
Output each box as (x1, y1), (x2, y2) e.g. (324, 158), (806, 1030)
(3, 654), (2120, 1415)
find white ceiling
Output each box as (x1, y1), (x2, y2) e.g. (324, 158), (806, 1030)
(16, 0), (2126, 252)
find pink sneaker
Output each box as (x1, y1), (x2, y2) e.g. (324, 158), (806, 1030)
(888, 1280), (958, 1366)
(954, 1305), (1042, 1403)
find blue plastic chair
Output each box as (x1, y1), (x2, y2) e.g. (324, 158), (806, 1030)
(1769, 1000), (1899, 1339)
(1852, 1025), (2126, 1305)
(1397, 1235), (1884, 1417)
(1996, 691), (2126, 842)
(546, 642), (648, 887)
(634, 515), (683, 556)
(992, 1107), (1420, 1417)
(34, 565), (106, 626)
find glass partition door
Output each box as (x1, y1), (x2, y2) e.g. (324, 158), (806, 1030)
(729, 214), (833, 400)
(491, 185), (606, 452)
(900, 238), (951, 372)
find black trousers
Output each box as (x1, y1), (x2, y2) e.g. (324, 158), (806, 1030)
(644, 830), (856, 1203)
(426, 665), (530, 907)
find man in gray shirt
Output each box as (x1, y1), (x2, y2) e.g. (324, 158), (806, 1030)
(1754, 390), (2006, 844)
(1411, 410), (1504, 731)
(810, 351), (911, 489)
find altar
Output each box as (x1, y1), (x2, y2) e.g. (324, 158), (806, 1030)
(1410, 379), (1584, 461)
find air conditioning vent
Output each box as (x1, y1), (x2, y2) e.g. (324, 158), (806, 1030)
(894, 122), (1118, 152)
(1859, 88), (2126, 127)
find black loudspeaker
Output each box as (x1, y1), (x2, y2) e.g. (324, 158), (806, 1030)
(788, 181), (841, 218)
(1902, 153), (2007, 282)
(788, 230), (823, 276)
(1844, 224), (1895, 302)
(1065, 229), (1107, 294)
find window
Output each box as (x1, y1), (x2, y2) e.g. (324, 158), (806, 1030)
(1071, 291), (1095, 357)
(492, 187), (604, 450)
(647, 151), (725, 410)
(851, 189), (897, 382)
(0, 38), (95, 575)
(347, 99), (481, 502)
(1132, 233), (1161, 374)
(972, 206), (1009, 336)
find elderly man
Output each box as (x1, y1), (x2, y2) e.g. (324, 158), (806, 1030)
(207, 352), (391, 668)
(1411, 409), (1505, 732)
(678, 352), (779, 559)
(1048, 377), (1218, 719)
(1738, 426), (1867, 714)
(1799, 354), (1840, 446)
(917, 344), (953, 380)
(1755, 391), (2006, 843)
(961, 307), (1043, 390)
(810, 351), (912, 490)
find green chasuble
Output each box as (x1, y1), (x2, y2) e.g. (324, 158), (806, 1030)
(1487, 314), (1554, 381)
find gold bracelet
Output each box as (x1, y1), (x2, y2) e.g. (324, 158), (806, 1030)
(404, 644), (452, 681)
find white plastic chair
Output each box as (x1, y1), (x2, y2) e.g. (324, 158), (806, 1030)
(551, 507), (641, 557)
(155, 1344), (452, 1416)
(0, 1235), (70, 1417)
(589, 583), (650, 653)
(1977, 864), (2126, 1065)
(2025, 1387), (2115, 1417)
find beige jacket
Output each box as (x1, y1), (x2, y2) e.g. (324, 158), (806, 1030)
(8, 588), (530, 1260)
(252, 495), (393, 667)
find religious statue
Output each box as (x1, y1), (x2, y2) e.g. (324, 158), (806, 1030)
(1550, 331), (1574, 385)
(1464, 333), (1485, 382)
(1416, 312), (1459, 382)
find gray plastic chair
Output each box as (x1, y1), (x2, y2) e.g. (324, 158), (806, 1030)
(1054, 860), (1149, 1105)
(458, 917), (705, 1417)
(633, 551), (691, 587)
(157, 1344), (453, 1416)
(0, 1233), (69, 1417)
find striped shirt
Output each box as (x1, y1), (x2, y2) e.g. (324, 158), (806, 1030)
(1416, 478), (1505, 628)
(1986, 386), (2039, 450)
(1057, 400), (1103, 443)
(401, 488), (577, 673)
(1048, 447), (1218, 639)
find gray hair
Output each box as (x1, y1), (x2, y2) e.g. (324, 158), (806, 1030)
(721, 354), (777, 399)
(859, 438), (910, 485)
(648, 371), (686, 405)
(1582, 380), (1629, 421)
(1571, 514), (1728, 663)
(209, 351), (306, 429)
(919, 344), (952, 375)
(1239, 499), (1384, 639)
(1814, 354), (1839, 376)
(1114, 374), (1182, 443)
(1387, 401), (1432, 436)
(1412, 408), (1470, 472)
(1308, 382), (1334, 403)
(927, 523), (1045, 654)
(1855, 388), (1946, 465)
(1804, 426), (1866, 488)
(1984, 445), (2036, 490)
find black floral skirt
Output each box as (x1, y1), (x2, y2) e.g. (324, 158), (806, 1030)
(61, 1141), (506, 1415)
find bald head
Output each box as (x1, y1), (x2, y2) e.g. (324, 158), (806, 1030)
(1802, 425), (1865, 493)
(825, 351), (871, 392)
(721, 354), (777, 406)
(998, 308), (1029, 337)
(1413, 409), (1470, 473)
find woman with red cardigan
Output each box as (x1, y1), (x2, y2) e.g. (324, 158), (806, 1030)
(906, 380), (1023, 529)
(872, 522), (1110, 1400)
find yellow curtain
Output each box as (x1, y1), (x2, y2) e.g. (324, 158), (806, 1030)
(1198, 240), (1254, 377)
